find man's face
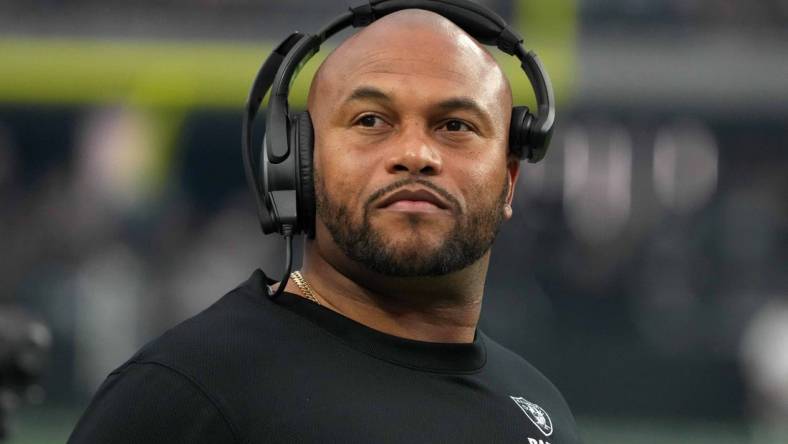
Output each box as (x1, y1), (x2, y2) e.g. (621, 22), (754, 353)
(309, 19), (518, 277)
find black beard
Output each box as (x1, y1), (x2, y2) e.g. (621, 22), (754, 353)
(315, 172), (508, 277)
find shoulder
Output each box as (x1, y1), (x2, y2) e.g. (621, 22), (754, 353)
(123, 269), (325, 404)
(130, 270), (290, 372)
(481, 332), (561, 394)
(71, 270), (298, 443)
(481, 332), (583, 443)
(69, 361), (238, 443)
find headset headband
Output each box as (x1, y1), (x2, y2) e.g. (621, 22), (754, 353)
(246, 0), (555, 163)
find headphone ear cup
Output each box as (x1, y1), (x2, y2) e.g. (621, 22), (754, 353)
(509, 106), (535, 160)
(292, 111), (316, 237)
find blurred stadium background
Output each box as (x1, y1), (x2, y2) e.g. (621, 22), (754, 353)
(1, 0), (787, 442)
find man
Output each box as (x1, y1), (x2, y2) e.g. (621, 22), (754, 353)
(69, 8), (582, 444)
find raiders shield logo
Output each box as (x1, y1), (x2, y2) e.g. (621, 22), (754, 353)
(510, 396), (553, 437)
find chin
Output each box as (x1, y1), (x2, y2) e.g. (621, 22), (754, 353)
(386, 236), (443, 257)
(377, 230), (452, 263)
(375, 219), (452, 246)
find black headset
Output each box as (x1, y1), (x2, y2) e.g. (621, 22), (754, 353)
(242, 0), (555, 298)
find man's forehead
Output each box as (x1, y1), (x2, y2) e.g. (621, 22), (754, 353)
(335, 51), (487, 98)
(308, 9), (512, 111)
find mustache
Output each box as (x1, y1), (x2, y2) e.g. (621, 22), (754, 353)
(365, 178), (461, 213)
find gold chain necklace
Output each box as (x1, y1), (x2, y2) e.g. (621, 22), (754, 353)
(290, 271), (321, 306)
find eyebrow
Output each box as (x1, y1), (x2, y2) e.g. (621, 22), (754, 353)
(344, 86), (392, 105)
(435, 97), (493, 128)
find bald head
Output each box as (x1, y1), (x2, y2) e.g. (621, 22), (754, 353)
(307, 9), (512, 117)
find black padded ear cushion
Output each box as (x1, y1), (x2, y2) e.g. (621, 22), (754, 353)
(509, 106), (535, 160)
(293, 111), (316, 237)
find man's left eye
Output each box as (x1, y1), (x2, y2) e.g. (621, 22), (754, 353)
(439, 120), (472, 132)
(357, 115), (383, 128)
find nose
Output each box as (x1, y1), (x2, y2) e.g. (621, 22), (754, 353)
(384, 126), (443, 176)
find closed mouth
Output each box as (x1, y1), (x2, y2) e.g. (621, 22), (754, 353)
(376, 188), (451, 211)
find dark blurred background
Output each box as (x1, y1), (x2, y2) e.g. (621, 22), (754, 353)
(1, 0), (786, 443)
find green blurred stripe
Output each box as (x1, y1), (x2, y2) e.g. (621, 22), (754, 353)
(1, 37), (277, 108)
(0, 34), (573, 109)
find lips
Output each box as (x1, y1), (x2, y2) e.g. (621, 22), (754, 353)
(376, 188), (451, 211)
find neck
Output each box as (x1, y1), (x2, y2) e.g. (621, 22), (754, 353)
(287, 239), (489, 344)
